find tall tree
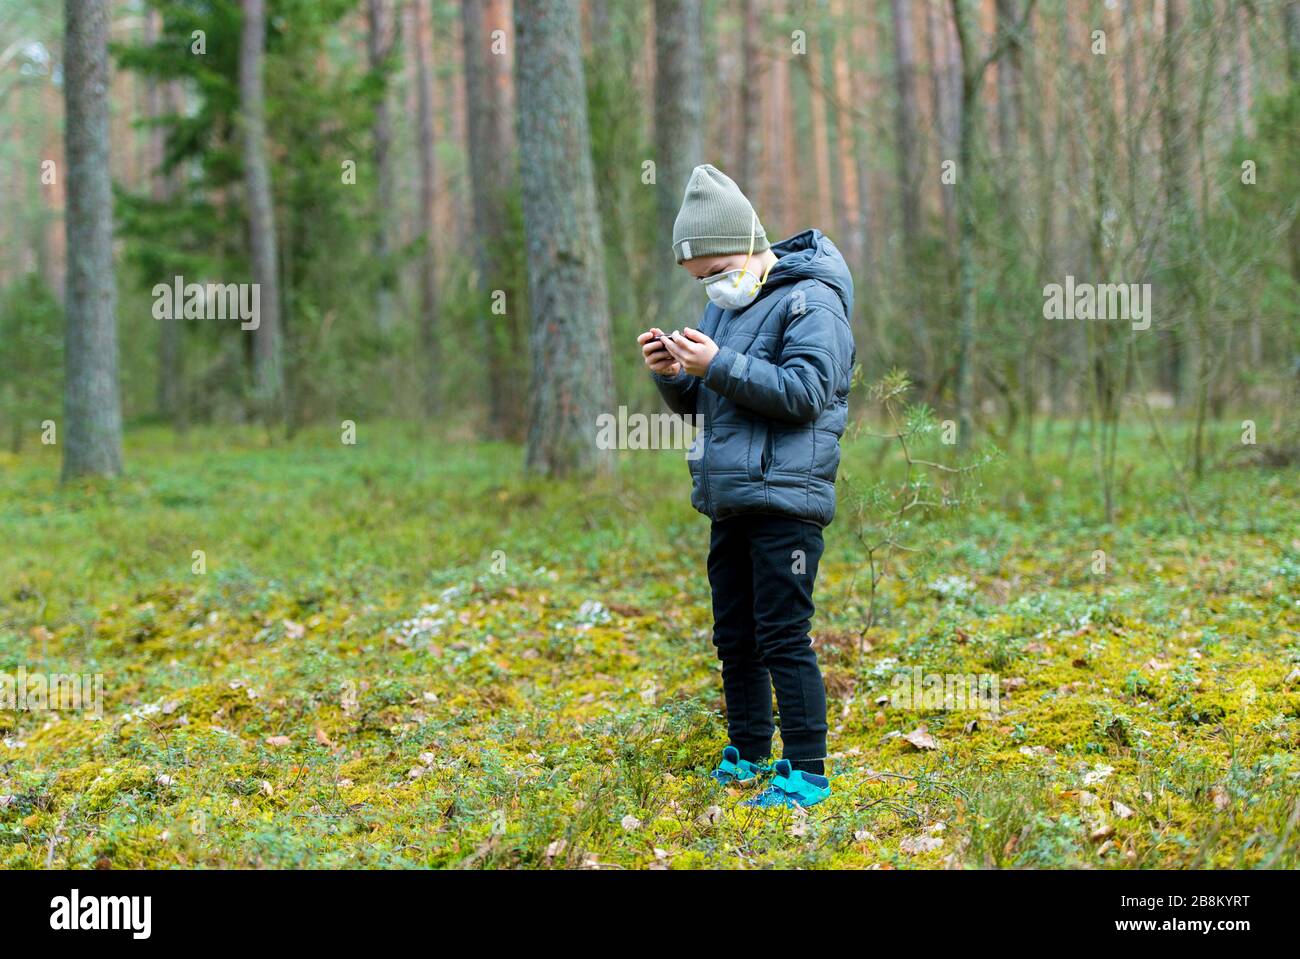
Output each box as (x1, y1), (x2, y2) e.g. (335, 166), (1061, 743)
(514, 0), (615, 476)
(62, 0), (123, 479)
(367, 0), (397, 334)
(851, 4), (877, 280)
(1161, 0), (1191, 401)
(462, 0), (524, 437)
(1287, 0), (1300, 84)
(239, 0), (284, 416)
(995, 0), (1022, 158)
(412, 0), (440, 415)
(950, 0), (1035, 448)
(830, 0), (863, 268)
(806, 28), (834, 232)
(737, 0), (764, 192)
(924, 0), (956, 245)
(653, 0), (704, 329)
(764, 0), (794, 232)
(145, 7), (183, 428)
(890, 0), (921, 254)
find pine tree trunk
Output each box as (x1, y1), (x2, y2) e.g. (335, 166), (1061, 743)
(951, 0), (978, 450)
(145, 8), (184, 429)
(367, 0), (396, 334)
(765, 0), (794, 233)
(515, 0), (616, 476)
(462, 0), (523, 437)
(1162, 0), (1190, 402)
(851, 10), (876, 280)
(62, 0), (123, 479)
(1287, 1), (1300, 285)
(738, 0), (764, 193)
(925, 0), (957, 247)
(1287, 1), (1300, 84)
(654, 0), (704, 328)
(995, 0), (1022, 158)
(890, 0), (921, 254)
(412, 0), (440, 417)
(830, 0), (862, 269)
(239, 0), (284, 418)
(807, 46), (834, 232)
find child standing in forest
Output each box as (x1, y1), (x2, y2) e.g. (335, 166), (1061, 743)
(638, 164), (856, 808)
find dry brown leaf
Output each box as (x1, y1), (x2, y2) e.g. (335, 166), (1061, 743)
(903, 725), (938, 750)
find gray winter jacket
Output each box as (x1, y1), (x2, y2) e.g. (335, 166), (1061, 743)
(654, 230), (856, 528)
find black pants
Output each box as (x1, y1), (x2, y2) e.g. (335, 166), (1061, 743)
(707, 513), (828, 775)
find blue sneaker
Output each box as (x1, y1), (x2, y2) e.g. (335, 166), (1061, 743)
(741, 759), (831, 808)
(711, 746), (766, 787)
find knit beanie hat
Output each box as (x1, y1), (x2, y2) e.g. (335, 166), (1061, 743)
(671, 164), (769, 264)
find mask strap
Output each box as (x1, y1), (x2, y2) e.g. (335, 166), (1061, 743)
(734, 211), (758, 288)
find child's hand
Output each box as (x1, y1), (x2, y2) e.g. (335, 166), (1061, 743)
(638, 328), (681, 376)
(661, 327), (719, 377)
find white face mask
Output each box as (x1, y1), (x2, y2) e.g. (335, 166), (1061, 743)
(703, 268), (764, 310)
(697, 211), (774, 312)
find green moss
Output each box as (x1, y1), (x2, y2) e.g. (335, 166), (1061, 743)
(1, 423), (1297, 867)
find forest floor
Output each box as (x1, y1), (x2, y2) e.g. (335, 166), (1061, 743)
(1, 419), (1298, 869)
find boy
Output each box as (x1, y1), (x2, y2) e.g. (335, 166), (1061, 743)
(638, 164), (855, 809)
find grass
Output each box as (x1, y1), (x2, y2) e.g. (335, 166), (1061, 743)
(1, 417), (1298, 869)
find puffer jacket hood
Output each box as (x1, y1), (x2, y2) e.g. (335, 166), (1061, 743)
(763, 229), (855, 318)
(654, 229), (857, 528)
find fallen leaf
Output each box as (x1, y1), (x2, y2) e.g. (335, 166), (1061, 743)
(1083, 764), (1114, 785)
(903, 725), (938, 750)
(1113, 800), (1135, 819)
(696, 805), (722, 827)
(621, 814), (642, 831)
(1210, 784), (1230, 811)
(265, 735), (291, 748)
(314, 728), (333, 747)
(283, 619), (305, 639)
(899, 834), (943, 854)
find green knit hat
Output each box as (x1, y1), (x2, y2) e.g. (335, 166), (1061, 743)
(671, 164), (769, 264)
